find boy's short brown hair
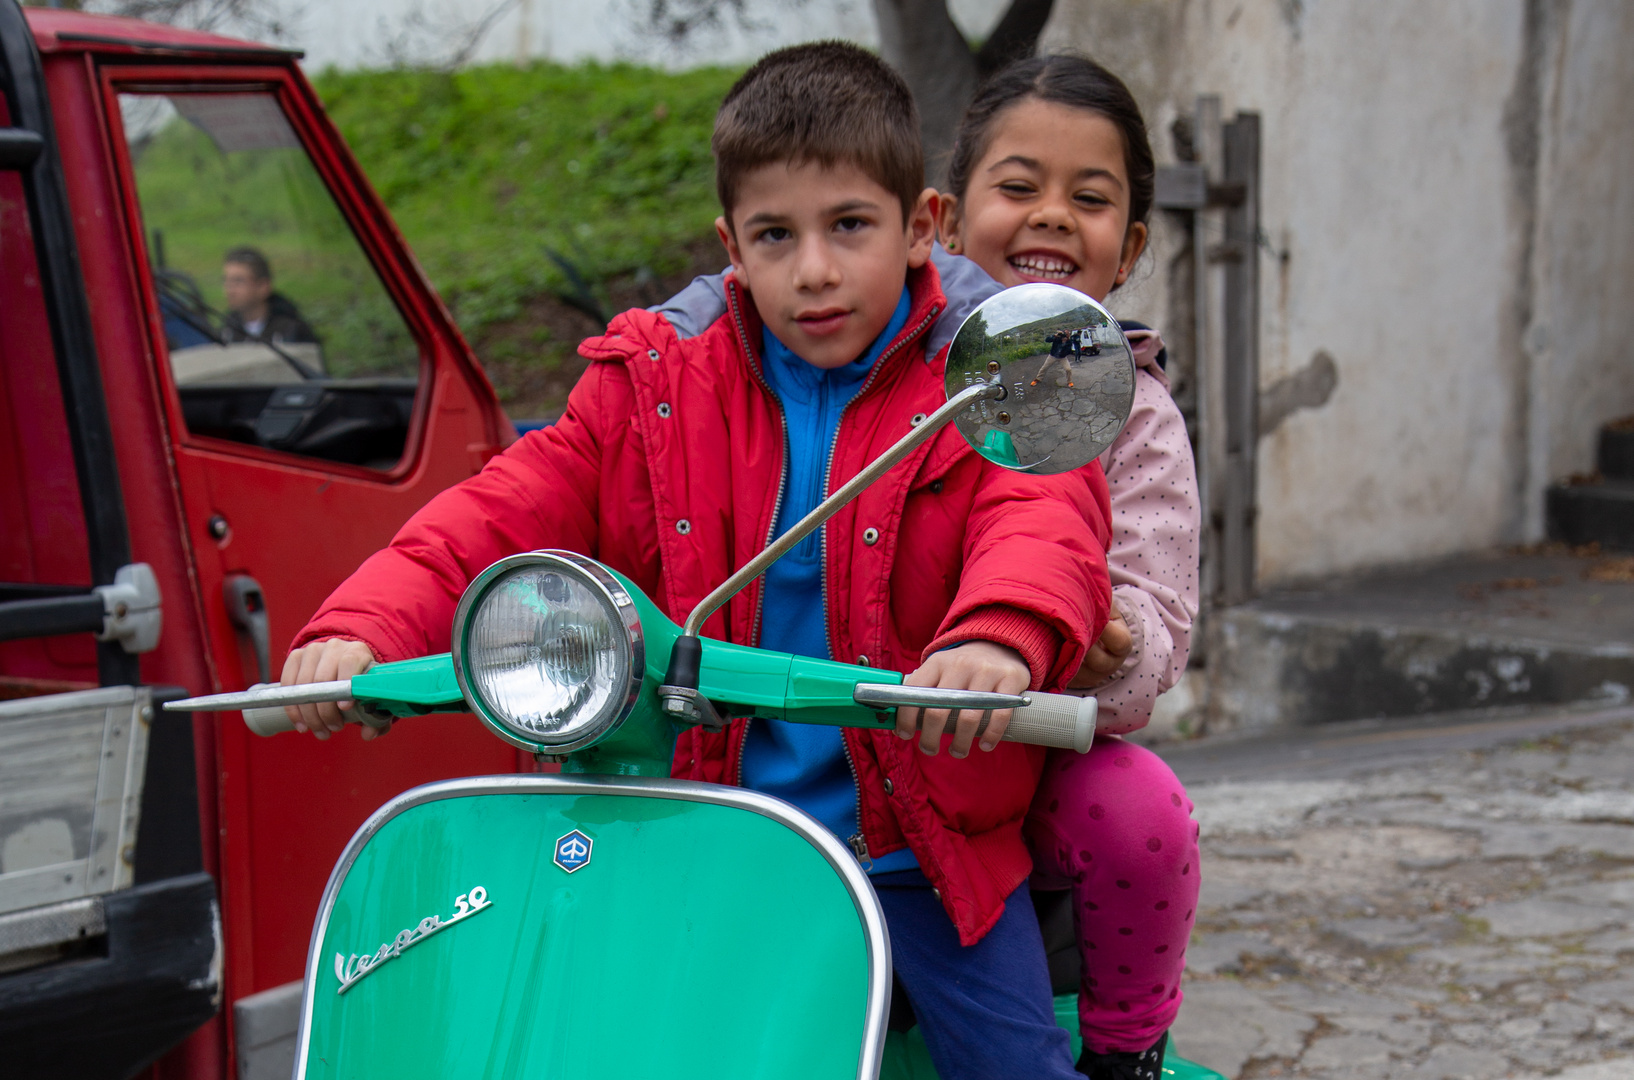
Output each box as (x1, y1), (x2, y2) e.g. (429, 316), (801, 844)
(713, 41), (923, 225)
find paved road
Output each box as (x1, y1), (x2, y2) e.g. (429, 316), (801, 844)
(974, 347), (1132, 470)
(1160, 704), (1634, 1078)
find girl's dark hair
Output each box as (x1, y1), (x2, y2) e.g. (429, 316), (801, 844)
(945, 54), (1155, 231)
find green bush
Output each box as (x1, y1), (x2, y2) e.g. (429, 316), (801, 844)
(311, 60), (740, 334)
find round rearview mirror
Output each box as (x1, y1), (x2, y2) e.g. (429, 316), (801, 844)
(944, 283), (1135, 474)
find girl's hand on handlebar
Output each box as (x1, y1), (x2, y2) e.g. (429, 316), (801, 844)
(1068, 610), (1133, 690)
(280, 638), (378, 740)
(897, 641), (1030, 758)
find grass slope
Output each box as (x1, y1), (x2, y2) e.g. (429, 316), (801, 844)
(313, 61), (738, 410)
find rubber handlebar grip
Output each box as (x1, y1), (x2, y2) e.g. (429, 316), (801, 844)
(1004, 692), (1097, 753)
(243, 704), (298, 737)
(240, 683), (391, 738)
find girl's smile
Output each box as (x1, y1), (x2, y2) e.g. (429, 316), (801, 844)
(1006, 249), (1081, 282)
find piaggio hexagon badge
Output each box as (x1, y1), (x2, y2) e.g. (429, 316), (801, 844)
(553, 829), (593, 873)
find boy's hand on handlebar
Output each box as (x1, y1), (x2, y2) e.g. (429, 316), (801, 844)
(281, 638), (378, 740)
(1068, 610), (1133, 690)
(897, 641), (1030, 759)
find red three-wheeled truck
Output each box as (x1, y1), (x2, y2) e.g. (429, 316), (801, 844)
(0, 5), (525, 1076)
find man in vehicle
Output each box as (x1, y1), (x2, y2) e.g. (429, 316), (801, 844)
(222, 245), (319, 345)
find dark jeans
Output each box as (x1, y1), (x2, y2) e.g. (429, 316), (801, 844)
(872, 870), (1079, 1080)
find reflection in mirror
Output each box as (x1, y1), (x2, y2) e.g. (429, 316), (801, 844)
(944, 283), (1135, 474)
(119, 90), (421, 470)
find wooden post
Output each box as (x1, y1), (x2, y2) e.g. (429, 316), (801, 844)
(1153, 99), (1262, 692)
(1218, 111), (1261, 604)
(1193, 96), (1226, 608)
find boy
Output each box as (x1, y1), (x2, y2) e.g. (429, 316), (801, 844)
(282, 43), (1111, 1080)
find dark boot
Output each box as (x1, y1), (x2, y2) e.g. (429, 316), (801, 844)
(1075, 1031), (1167, 1080)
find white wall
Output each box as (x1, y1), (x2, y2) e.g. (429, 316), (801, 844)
(275, 0), (1018, 72)
(1530, 0), (1634, 526)
(1050, 0), (1634, 585)
(275, 0), (874, 71)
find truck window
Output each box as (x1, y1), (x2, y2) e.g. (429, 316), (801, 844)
(117, 91), (421, 471)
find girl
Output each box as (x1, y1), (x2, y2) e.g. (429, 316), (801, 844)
(935, 55), (1202, 1079)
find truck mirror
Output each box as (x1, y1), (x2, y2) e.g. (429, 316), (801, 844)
(943, 283), (1136, 474)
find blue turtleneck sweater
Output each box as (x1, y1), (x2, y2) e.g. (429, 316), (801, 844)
(740, 288), (917, 873)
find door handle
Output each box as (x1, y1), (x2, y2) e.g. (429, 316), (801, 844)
(224, 575), (271, 683)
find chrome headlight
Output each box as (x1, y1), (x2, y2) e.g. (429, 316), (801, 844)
(451, 551), (644, 754)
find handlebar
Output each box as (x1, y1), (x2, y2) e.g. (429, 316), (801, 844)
(178, 681), (1097, 753)
(852, 684), (1096, 753)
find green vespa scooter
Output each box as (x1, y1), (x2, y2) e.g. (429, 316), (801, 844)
(170, 284), (1223, 1080)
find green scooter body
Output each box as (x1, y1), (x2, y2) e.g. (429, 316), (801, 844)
(296, 772), (1222, 1080)
(288, 564), (1222, 1079)
(297, 776), (887, 1080)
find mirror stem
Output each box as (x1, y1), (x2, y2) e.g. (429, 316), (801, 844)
(680, 380), (1001, 641)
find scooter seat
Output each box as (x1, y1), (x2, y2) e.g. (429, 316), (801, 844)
(1033, 887), (1082, 996)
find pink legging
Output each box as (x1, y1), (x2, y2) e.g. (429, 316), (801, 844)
(1025, 735), (1200, 1055)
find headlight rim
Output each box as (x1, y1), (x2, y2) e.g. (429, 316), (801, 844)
(451, 550), (645, 754)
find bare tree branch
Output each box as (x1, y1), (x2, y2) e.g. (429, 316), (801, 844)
(640, 0), (759, 43)
(70, 0), (297, 41)
(445, 0), (521, 68)
(372, 0), (521, 70)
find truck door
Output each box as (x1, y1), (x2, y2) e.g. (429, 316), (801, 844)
(98, 66), (521, 1004)
(1, 14), (221, 1073)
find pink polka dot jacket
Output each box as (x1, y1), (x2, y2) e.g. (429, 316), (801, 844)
(1090, 329), (1201, 734)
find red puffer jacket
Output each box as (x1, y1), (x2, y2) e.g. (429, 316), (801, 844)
(295, 263), (1112, 944)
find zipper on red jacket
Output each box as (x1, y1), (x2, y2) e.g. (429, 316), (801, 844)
(725, 280), (790, 657)
(847, 820), (872, 866)
(725, 280), (788, 788)
(815, 298), (942, 659)
(818, 300), (940, 866)
(725, 279), (941, 860)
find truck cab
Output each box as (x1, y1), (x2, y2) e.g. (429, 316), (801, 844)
(0, 6), (524, 1076)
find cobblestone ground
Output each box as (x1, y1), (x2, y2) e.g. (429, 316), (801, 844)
(975, 348), (1132, 469)
(1167, 709), (1634, 1079)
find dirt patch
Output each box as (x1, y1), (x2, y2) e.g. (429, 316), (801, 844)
(1586, 556), (1634, 584)
(1508, 540), (1603, 558)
